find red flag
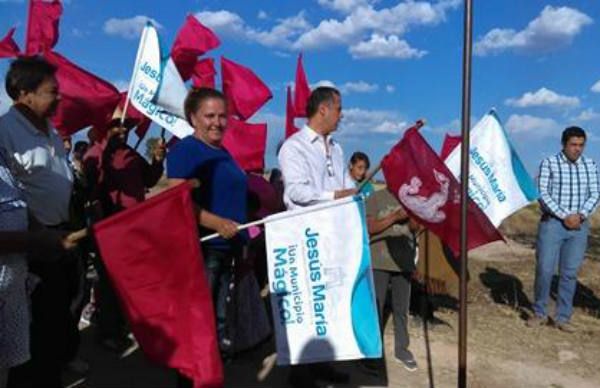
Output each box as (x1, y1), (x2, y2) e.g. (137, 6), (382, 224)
(0, 28), (21, 58)
(191, 58), (216, 89)
(45, 51), (121, 137)
(171, 15), (220, 81)
(221, 56), (272, 121)
(223, 116), (267, 172)
(381, 125), (502, 256)
(293, 53), (310, 118)
(93, 183), (223, 388)
(440, 133), (461, 160)
(285, 86), (300, 138)
(26, 0), (62, 55)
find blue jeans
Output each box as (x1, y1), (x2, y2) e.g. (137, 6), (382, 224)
(203, 247), (235, 347)
(533, 217), (588, 323)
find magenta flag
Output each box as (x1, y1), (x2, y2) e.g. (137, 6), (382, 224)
(223, 116), (267, 172)
(221, 56), (272, 121)
(94, 183), (224, 388)
(293, 53), (310, 118)
(285, 86), (300, 138)
(192, 58), (216, 89)
(45, 51), (121, 137)
(171, 15), (220, 81)
(440, 133), (461, 160)
(0, 28), (20, 58)
(26, 0), (62, 55)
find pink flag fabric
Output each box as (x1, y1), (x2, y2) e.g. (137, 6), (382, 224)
(381, 125), (502, 256)
(26, 0), (62, 55)
(93, 183), (224, 388)
(222, 116), (267, 172)
(171, 15), (220, 81)
(293, 53), (310, 118)
(440, 133), (461, 160)
(0, 28), (20, 58)
(45, 51), (121, 137)
(221, 56), (272, 121)
(191, 58), (216, 89)
(285, 86), (300, 138)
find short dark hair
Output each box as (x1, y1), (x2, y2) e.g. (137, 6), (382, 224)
(5, 56), (57, 100)
(306, 86), (340, 118)
(183, 87), (227, 126)
(73, 141), (88, 155)
(350, 151), (370, 169)
(561, 126), (586, 145)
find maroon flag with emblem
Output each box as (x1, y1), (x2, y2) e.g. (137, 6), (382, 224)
(381, 125), (502, 256)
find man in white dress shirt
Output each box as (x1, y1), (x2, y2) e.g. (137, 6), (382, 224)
(279, 86), (356, 210)
(278, 86), (355, 388)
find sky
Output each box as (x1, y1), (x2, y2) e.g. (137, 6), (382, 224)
(1, 0), (599, 175)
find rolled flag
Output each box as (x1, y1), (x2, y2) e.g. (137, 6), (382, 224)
(444, 110), (538, 226)
(126, 22), (194, 139)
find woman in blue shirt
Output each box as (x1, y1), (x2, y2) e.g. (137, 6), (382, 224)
(167, 88), (247, 359)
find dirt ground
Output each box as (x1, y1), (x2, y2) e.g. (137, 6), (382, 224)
(64, 235), (600, 388)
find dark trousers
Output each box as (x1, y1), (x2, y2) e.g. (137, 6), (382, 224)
(203, 247), (236, 349)
(176, 247), (236, 388)
(374, 270), (411, 359)
(8, 259), (80, 388)
(93, 254), (127, 341)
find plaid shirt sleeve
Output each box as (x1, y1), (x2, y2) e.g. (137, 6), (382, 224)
(580, 159), (600, 218)
(538, 158), (569, 219)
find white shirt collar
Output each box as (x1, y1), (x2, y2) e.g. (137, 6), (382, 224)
(302, 124), (335, 145)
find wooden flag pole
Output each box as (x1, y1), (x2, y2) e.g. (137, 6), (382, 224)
(357, 119), (426, 194)
(458, 0), (474, 387)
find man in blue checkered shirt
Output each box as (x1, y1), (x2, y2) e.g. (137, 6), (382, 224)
(527, 126), (599, 332)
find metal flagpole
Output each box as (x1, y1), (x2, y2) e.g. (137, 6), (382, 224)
(458, 0), (473, 387)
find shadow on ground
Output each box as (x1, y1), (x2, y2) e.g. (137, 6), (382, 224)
(65, 326), (392, 388)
